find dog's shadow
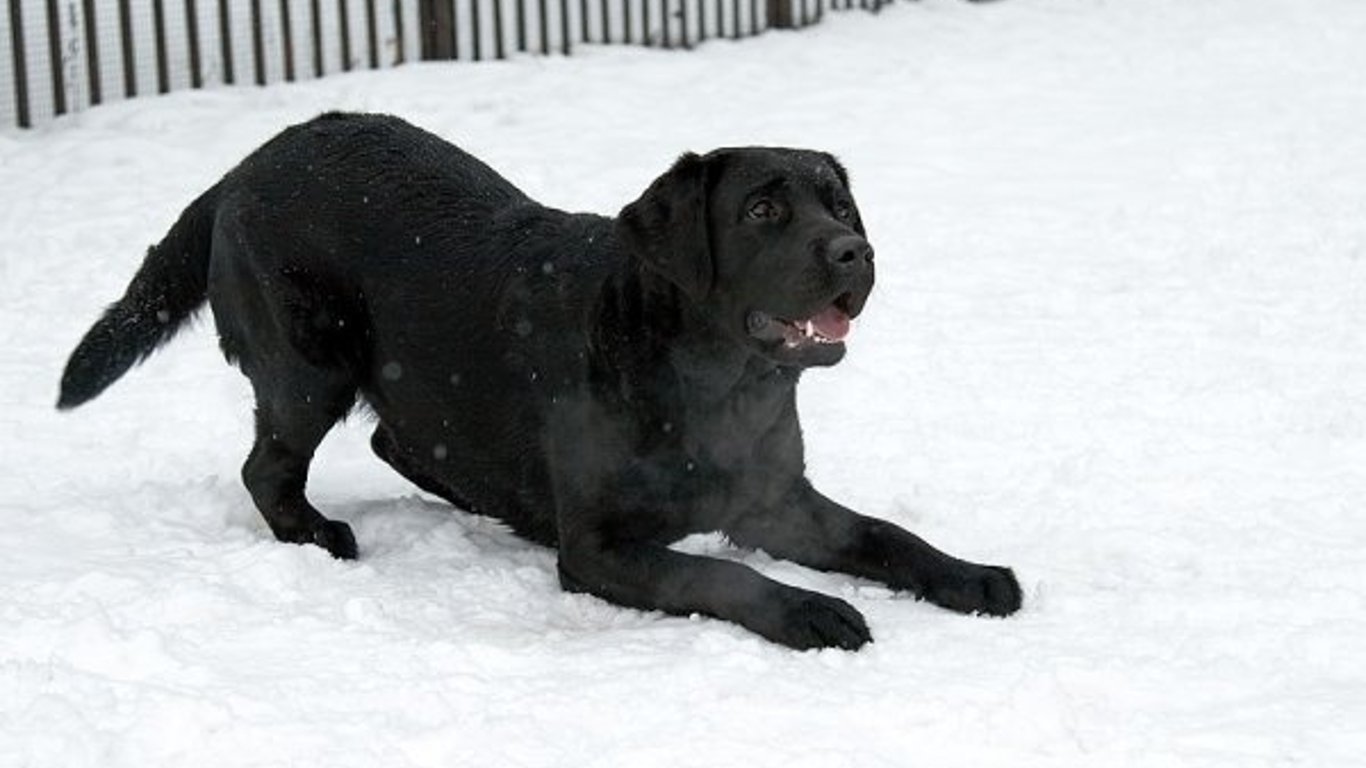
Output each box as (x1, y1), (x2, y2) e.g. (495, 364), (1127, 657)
(327, 493), (556, 572)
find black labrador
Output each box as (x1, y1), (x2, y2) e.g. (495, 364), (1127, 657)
(59, 113), (1020, 650)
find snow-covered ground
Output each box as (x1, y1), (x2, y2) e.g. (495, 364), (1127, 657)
(3, 0), (1365, 764)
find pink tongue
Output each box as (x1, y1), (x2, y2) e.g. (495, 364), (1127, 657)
(810, 305), (851, 341)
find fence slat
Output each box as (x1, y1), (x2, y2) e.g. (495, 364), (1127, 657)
(45, 0), (64, 115)
(82, 0), (102, 104)
(516, 0), (526, 51)
(338, 0), (352, 71)
(152, 0), (171, 93)
(310, 0), (324, 74)
(249, 0), (264, 84)
(365, 0), (378, 68)
(560, 0), (570, 54)
(8, 0), (30, 127)
(537, 0), (547, 54)
(218, 0), (235, 84)
(470, 0), (480, 61)
(280, 0), (296, 80)
(493, 0), (505, 59)
(448, 0), (458, 59)
(185, 0), (203, 88)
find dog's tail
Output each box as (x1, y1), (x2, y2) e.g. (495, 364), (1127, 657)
(57, 185), (221, 410)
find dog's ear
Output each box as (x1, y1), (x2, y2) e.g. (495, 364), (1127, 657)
(822, 152), (865, 236)
(823, 152), (851, 191)
(617, 152), (713, 301)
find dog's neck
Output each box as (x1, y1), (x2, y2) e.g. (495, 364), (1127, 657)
(595, 254), (799, 406)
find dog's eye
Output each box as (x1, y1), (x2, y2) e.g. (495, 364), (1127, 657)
(747, 199), (779, 220)
(833, 203), (852, 221)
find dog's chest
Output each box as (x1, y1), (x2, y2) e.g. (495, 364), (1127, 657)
(627, 370), (803, 529)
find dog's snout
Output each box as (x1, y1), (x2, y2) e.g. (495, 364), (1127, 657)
(826, 235), (874, 271)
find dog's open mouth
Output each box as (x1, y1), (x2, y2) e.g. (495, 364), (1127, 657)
(747, 293), (855, 350)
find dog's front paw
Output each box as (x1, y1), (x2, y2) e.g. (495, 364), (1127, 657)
(754, 589), (872, 651)
(311, 520), (358, 560)
(924, 563), (1021, 617)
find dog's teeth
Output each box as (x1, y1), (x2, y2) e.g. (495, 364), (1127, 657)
(804, 320), (814, 338)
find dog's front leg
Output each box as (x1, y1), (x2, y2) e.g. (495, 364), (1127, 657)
(556, 538), (871, 651)
(726, 480), (1022, 617)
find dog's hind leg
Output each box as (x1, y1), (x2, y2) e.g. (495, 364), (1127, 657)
(241, 366), (359, 559)
(209, 196), (364, 559)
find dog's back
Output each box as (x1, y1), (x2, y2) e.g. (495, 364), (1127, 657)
(61, 112), (616, 547)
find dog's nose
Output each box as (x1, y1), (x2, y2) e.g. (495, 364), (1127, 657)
(826, 235), (874, 271)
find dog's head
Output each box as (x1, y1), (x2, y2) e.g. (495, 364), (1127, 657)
(618, 147), (874, 368)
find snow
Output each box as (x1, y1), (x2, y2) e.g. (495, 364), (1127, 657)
(3, 0), (1366, 765)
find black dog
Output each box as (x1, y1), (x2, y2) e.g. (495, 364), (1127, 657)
(59, 113), (1020, 650)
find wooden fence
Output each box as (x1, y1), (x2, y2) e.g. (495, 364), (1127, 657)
(2, 0), (886, 130)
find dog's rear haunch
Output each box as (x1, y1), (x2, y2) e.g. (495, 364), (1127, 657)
(60, 112), (1020, 650)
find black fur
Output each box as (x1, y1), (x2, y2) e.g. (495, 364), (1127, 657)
(59, 113), (1021, 650)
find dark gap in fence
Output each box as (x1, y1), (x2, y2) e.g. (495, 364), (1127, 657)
(493, 0), (506, 59)
(44, 0), (64, 115)
(9, 0), (30, 127)
(365, 0), (379, 68)
(641, 0), (649, 46)
(731, 0), (739, 39)
(249, 0), (265, 84)
(338, 0), (352, 71)
(600, 0), (610, 44)
(696, 0), (705, 42)
(217, 0), (235, 84)
(580, 0), (588, 44)
(81, 0), (102, 104)
(185, 0), (203, 88)
(280, 0), (296, 80)
(392, 0), (406, 64)
(622, 0), (631, 44)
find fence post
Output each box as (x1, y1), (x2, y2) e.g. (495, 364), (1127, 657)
(419, 0), (455, 59)
(767, 0), (792, 28)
